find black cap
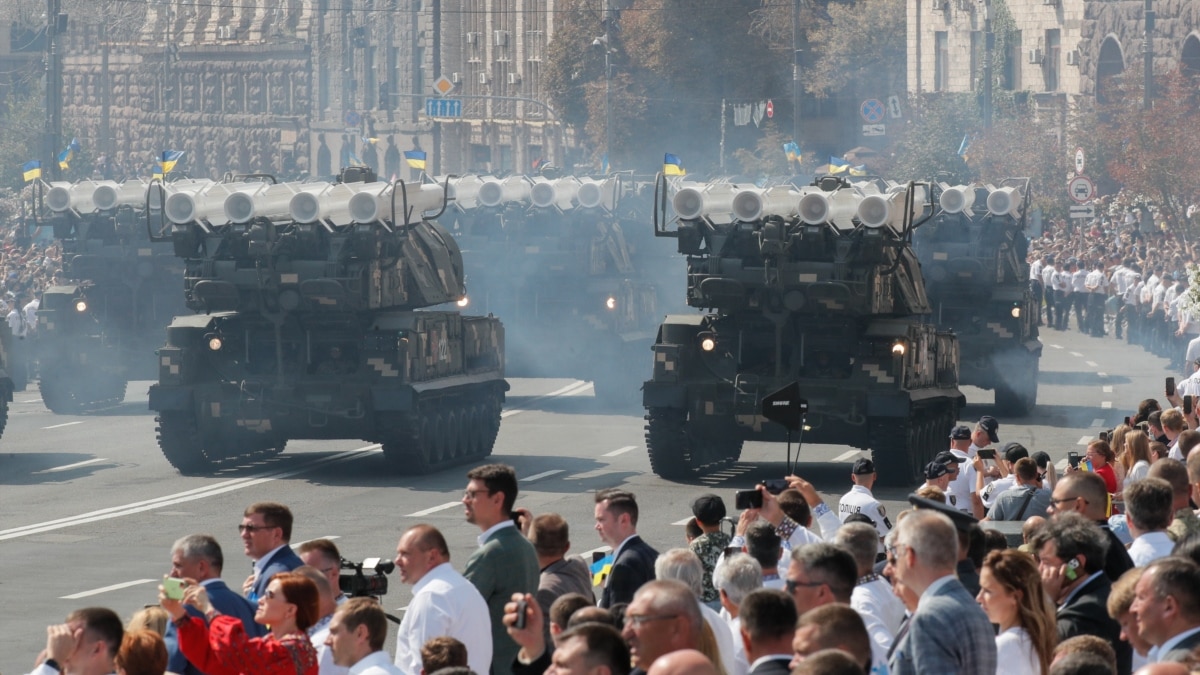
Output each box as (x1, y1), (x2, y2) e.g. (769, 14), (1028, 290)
(852, 458), (876, 475)
(908, 493), (978, 532)
(978, 416), (1000, 443)
(691, 494), (727, 526)
(1031, 451), (1051, 469)
(949, 425), (972, 441)
(1002, 442), (1029, 463)
(935, 450), (966, 465)
(924, 462), (949, 480)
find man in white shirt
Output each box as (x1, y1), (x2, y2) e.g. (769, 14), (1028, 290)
(326, 598), (405, 675)
(1124, 478), (1176, 566)
(833, 522), (905, 667)
(979, 442), (1027, 511)
(838, 459), (892, 545)
(1071, 259), (1088, 331)
(1041, 256), (1058, 328)
(295, 566), (349, 675)
(947, 426), (981, 516)
(1085, 260), (1108, 337)
(392, 524), (492, 675)
(1130, 557), (1200, 663)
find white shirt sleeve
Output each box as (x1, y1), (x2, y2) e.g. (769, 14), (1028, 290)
(394, 590), (453, 674)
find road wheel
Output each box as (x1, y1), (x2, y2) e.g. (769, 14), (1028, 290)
(157, 412), (218, 475)
(0, 398), (9, 439)
(644, 407), (742, 480)
(39, 372), (84, 414)
(382, 414), (437, 474)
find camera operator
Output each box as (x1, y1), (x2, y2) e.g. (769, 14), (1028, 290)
(324, 598), (403, 675)
(298, 539), (347, 606)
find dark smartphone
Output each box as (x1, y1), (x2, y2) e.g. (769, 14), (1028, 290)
(1186, 396), (1194, 415)
(1099, 430), (1111, 443)
(515, 598), (529, 629)
(977, 448), (997, 460)
(1124, 416), (1132, 426)
(735, 489), (763, 510)
(762, 478), (789, 495)
(1067, 451), (1082, 469)
(1167, 377), (1176, 397)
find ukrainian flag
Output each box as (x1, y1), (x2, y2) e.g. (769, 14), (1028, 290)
(663, 153), (685, 176)
(403, 150), (427, 170)
(958, 135), (970, 161)
(829, 156), (850, 174)
(849, 165), (867, 177)
(783, 142), (800, 164)
(22, 160), (41, 182)
(161, 150), (185, 175)
(57, 137), (80, 170)
(590, 553), (614, 586)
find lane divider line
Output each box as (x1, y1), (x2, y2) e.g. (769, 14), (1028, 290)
(1070, 351), (1084, 357)
(61, 579), (156, 600)
(1086, 361), (1098, 367)
(1102, 402), (1112, 409)
(35, 458), (109, 474)
(404, 502), (461, 517)
(602, 445), (638, 457)
(1098, 372), (1107, 378)
(43, 421), (85, 430)
(832, 449), (863, 462)
(1078, 435), (1093, 445)
(522, 470), (565, 483)
(672, 517), (694, 525)
(1103, 386), (1114, 393)
(1091, 418), (1105, 428)
(501, 381), (594, 419)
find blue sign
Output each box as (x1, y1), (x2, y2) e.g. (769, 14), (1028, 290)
(344, 110), (362, 126)
(425, 98), (463, 118)
(860, 99), (885, 123)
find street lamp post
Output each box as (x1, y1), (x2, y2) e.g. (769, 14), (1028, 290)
(593, 34), (613, 172)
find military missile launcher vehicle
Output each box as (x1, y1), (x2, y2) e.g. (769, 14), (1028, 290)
(147, 167), (507, 474)
(30, 178), (191, 412)
(912, 180), (1040, 415)
(642, 175), (963, 484)
(437, 173), (678, 405)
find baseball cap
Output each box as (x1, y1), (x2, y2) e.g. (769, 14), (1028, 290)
(924, 461), (950, 480)
(935, 450), (966, 465)
(1031, 451), (1051, 469)
(691, 494), (727, 526)
(1002, 442), (1029, 463)
(949, 425), (972, 441)
(978, 416), (1000, 443)
(852, 458), (876, 475)
(908, 493), (978, 532)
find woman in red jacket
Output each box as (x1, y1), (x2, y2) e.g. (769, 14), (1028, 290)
(161, 572), (319, 675)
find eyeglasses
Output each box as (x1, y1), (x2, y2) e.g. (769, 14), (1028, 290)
(626, 614), (679, 628)
(238, 524), (275, 534)
(785, 578), (826, 594)
(1047, 496), (1081, 509)
(463, 489), (492, 500)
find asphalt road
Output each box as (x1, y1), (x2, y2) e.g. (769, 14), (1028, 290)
(0, 324), (1177, 673)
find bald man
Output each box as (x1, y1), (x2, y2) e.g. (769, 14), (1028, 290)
(646, 649), (719, 675)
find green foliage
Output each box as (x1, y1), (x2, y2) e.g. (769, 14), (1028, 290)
(804, 0), (907, 97)
(888, 94), (976, 182)
(0, 85), (45, 191)
(731, 120), (791, 176)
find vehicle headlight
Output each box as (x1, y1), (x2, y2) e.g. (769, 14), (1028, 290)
(208, 336), (223, 351)
(891, 340), (906, 357)
(75, 300), (87, 312)
(605, 296), (617, 310)
(1011, 306), (1021, 318)
(457, 296), (469, 307)
(700, 337), (716, 352)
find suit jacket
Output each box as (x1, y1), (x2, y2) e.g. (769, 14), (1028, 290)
(1100, 524), (1135, 583)
(888, 577), (997, 675)
(1057, 573), (1131, 674)
(535, 557), (595, 622)
(165, 579), (263, 675)
(600, 535), (658, 608)
(1159, 629), (1200, 663)
(747, 656), (793, 675)
(249, 544), (305, 601)
(464, 524), (540, 675)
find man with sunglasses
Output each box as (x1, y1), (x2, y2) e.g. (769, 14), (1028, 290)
(240, 501), (303, 602)
(1047, 472), (1134, 582)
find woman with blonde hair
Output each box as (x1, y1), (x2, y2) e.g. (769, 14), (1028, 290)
(1122, 430), (1152, 487)
(976, 549), (1057, 675)
(1110, 423), (1132, 489)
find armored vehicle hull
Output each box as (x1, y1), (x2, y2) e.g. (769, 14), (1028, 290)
(643, 177), (964, 485)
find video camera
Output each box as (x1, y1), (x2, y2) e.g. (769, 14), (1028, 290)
(338, 557), (394, 598)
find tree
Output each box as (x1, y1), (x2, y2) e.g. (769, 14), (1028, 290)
(803, 0), (906, 97)
(964, 99), (1063, 215)
(887, 94), (976, 183)
(0, 86), (46, 190)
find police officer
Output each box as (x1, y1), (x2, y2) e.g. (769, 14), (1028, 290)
(1041, 255), (1058, 327)
(1030, 254), (1046, 327)
(838, 458), (892, 547)
(1085, 260), (1108, 337)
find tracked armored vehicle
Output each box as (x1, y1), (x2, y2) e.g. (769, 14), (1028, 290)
(147, 167), (507, 474)
(912, 180), (1040, 415)
(31, 179), (190, 412)
(438, 173), (677, 405)
(642, 176), (963, 484)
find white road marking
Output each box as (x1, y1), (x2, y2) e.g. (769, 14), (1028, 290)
(672, 517), (694, 525)
(36, 458), (108, 474)
(602, 445), (638, 457)
(522, 470), (565, 483)
(1056, 459), (1069, 471)
(832, 450), (862, 462)
(1049, 344), (1062, 349)
(1078, 435), (1093, 445)
(1103, 385), (1114, 393)
(43, 421), (85, 430)
(1070, 351), (1083, 357)
(1102, 402), (1113, 409)
(1098, 372), (1107, 378)
(21, 399), (39, 403)
(1086, 361), (1098, 367)
(1091, 419), (1105, 427)
(567, 468), (618, 480)
(502, 381), (594, 418)
(61, 579), (156, 600)
(404, 502), (462, 517)
(1, 446), (380, 541)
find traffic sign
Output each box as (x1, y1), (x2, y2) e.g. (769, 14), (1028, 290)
(862, 124), (885, 137)
(1069, 204), (1096, 219)
(344, 110), (361, 127)
(860, 99), (885, 123)
(1074, 147), (1085, 175)
(432, 76), (456, 96)
(887, 95), (902, 119)
(766, 100), (774, 119)
(425, 98), (463, 118)
(1068, 175), (1095, 203)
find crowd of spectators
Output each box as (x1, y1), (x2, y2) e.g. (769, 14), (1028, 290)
(22, 430), (1200, 675)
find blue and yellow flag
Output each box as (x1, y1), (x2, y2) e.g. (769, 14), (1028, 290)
(348, 152), (366, 167)
(161, 150), (184, 175)
(663, 153), (685, 176)
(957, 135), (970, 161)
(601, 153), (610, 175)
(783, 141), (801, 164)
(403, 150), (427, 170)
(57, 137), (81, 170)
(361, 136), (379, 145)
(22, 160), (41, 182)
(590, 553), (614, 587)
(828, 156), (850, 174)
(849, 165), (867, 177)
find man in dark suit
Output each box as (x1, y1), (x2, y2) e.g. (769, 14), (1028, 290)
(887, 509), (997, 675)
(239, 501), (304, 602)
(163, 534), (261, 675)
(1130, 557), (1200, 664)
(463, 464), (540, 675)
(737, 589), (796, 675)
(1048, 471), (1134, 582)
(1033, 511), (1131, 674)
(594, 488), (658, 608)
